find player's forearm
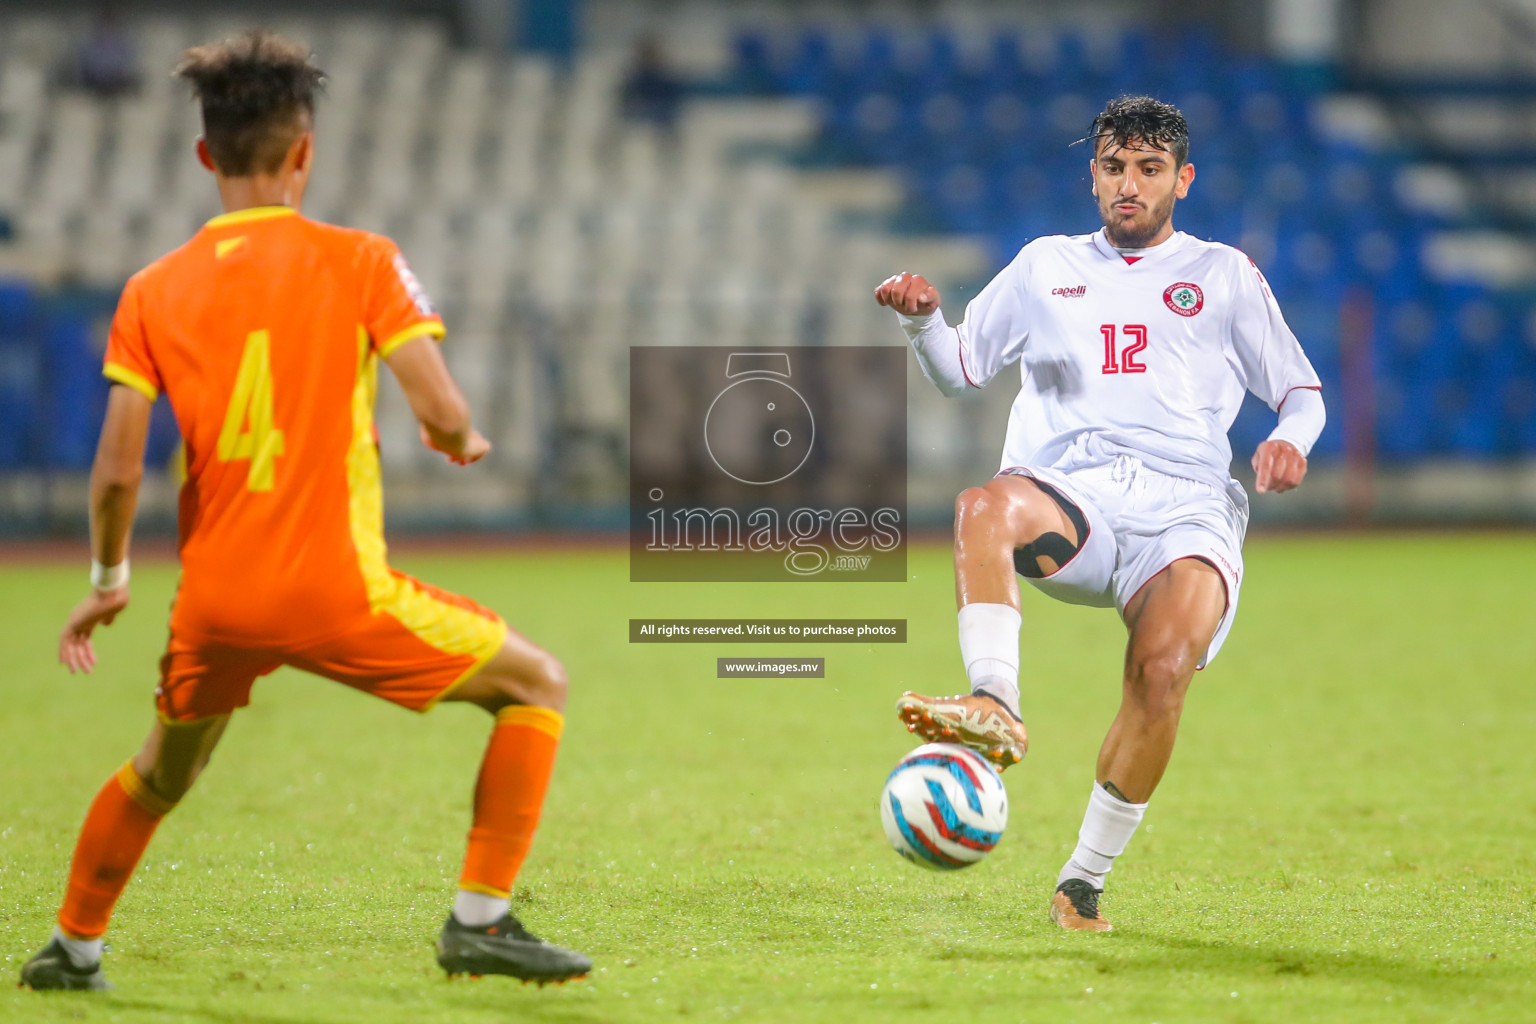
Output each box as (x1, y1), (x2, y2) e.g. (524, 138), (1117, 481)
(383, 336), (479, 454)
(86, 385), (153, 571)
(89, 462), (140, 567)
(898, 309), (971, 397)
(1267, 387), (1325, 457)
(417, 393), (473, 454)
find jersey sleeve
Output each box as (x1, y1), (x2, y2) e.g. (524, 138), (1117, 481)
(897, 309), (968, 396)
(102, 276), (160, 402)
(1229, 252), (1322, 411)
(953, 244), (1033, 387)
(1268, 385), (1325, 456)
(362, 235), (446, 358)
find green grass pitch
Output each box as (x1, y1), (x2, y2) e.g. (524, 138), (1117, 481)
(1, 535), (1532, 1023)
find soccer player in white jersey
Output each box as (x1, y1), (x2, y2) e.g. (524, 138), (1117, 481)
(875, 96), (1325, 931)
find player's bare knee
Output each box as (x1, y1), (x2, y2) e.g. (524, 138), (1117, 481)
(958, 482), (1045, 542)
(478, 649), (567, 713)
(954, 486), (996, 533)
(1123, 647), (1194, 718)
(528, 652), (568, 712)
(130, 718), (223, 806)
(131, 753), (196, 805)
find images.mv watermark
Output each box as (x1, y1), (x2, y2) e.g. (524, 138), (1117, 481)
(629, 347), (907, 582)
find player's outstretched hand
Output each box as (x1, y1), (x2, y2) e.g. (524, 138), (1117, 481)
(875, 272), (941, 316)
(59, 586), (130, 674)
(1252, 439), (1307, 494)
(419, 425), (492, 466)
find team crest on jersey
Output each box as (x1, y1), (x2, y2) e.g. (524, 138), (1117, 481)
(1163, 282), (1204, 317)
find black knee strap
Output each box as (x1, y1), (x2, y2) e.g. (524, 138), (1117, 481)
(1013, 478), (1088, 579)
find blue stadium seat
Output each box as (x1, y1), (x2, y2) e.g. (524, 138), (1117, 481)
(43, 312), (109, 471)
(0, 281), (38, 343)
(1378, 380), (1437, 458)
(1444, 383), (1498, 457)
(726, 24), (1521, 461)
(1503, 375), (1536, 453)
(732, 32), (775, 95)
(780, 30), (834, 96)
(0, 338), (41, 469)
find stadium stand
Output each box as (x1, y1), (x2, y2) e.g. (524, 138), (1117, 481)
(726, 22), (1536, 463)
(0, 8), (1533, 529)
(0, 11), (986, 526)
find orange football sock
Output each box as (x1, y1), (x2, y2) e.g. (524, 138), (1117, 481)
(459, 705), (563, 899)
(58, 762), (176, 939)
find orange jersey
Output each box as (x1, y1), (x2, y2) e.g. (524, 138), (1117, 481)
(104, 206), (446, 646)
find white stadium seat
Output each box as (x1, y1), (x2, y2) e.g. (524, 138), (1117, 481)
(0, 10), (989, 500)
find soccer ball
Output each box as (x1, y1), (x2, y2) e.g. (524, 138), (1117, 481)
(880, 743), (1007, 869)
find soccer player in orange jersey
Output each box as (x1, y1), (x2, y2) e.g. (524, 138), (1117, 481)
(19, 32), (590, 991)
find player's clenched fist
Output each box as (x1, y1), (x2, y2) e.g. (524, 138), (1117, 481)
(875, 272), (941, 316)
(1251, 439), (1306, 494)
(419, 424), (492, 466)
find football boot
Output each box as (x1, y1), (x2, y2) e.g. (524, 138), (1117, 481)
(18, 937), (112, 992)
(436, 913), (591, 984)
(895, 691), (1028, 770)
(1050, 879), (1113, 932)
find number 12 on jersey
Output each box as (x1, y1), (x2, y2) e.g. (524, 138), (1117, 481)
(1100, 324), (1148, 375)
(217, 329), (285, 491)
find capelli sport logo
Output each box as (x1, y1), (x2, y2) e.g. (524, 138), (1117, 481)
(1163, 282), (1204, 317)
(1051, 285), (1087, 298)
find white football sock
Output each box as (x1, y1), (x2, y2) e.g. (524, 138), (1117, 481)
(1057, 782), (1148, 890)
(52, 926), (103, 968)
(452, 890), (510, 927)
(957, 602), (1022, 719)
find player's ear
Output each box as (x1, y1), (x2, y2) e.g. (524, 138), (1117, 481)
(1089, 161), (1097, 196)
(194, 137), (216, 173)
(291, 131), (314, 174)
(1175, 161), (1195, 199)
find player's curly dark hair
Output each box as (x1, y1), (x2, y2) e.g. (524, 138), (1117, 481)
(1088, 95), (1189, 166)
(175, 30), (325, 176)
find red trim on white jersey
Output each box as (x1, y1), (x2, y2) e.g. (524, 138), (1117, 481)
(1277, 384), (1322, 408)
(957, 329), (979, 389)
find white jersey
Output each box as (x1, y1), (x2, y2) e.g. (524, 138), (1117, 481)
(905, 229), (1322, 494)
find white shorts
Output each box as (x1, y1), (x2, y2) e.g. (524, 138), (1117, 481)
(1000, 451), (1248, 668)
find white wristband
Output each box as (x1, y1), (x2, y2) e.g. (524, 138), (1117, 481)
(90, 558), (129, 591)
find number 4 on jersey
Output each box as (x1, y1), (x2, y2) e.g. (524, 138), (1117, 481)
(1100, 324), (1148, 375)
(217, 329), (285, 491)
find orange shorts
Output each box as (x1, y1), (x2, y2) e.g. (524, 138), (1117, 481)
(155, 572), (508, 722)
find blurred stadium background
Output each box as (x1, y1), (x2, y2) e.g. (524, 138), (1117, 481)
(1, 0), (1534, 535)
